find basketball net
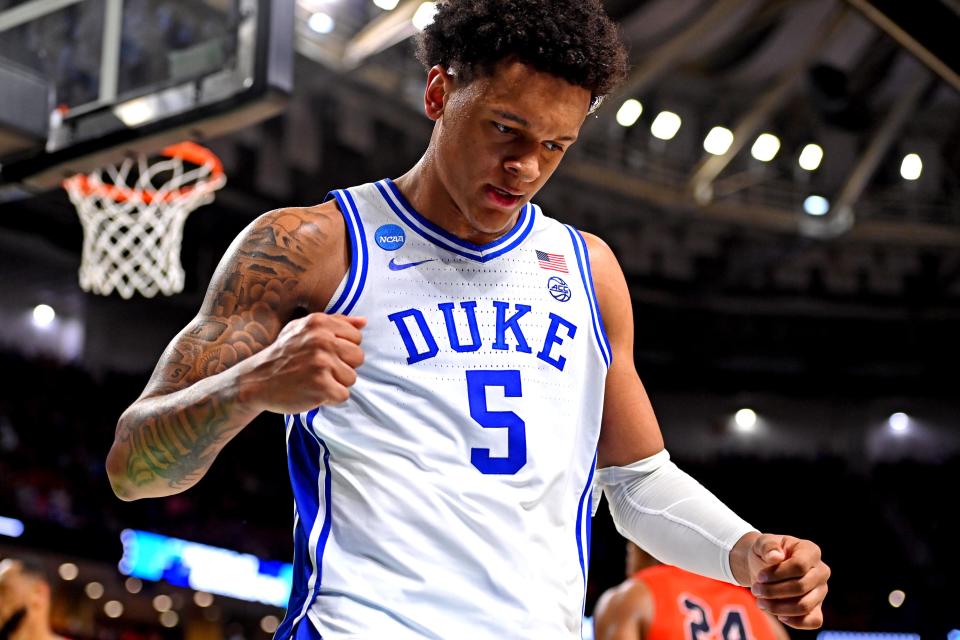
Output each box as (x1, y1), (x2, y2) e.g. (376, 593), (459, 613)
(63, 142), (226, 299)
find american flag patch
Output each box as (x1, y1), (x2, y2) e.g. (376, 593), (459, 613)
(536, 250), (568, 273)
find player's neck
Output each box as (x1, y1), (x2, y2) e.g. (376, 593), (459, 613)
(393, 157), (516, 247)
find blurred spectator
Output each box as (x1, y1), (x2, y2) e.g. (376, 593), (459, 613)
(0, 557), (68, 640)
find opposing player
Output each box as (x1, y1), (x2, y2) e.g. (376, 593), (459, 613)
(0, 558), (68, 640)
(594, 542), (791, 640)
(106, 1), (830, 637)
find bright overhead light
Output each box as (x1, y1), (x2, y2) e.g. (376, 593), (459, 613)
(734, 408), (757, 432)
(803, 195), (830, 216)
(307, 11), (335, 34)
(153, 594), (173, 613)
(751, 133), (781, 162)
(373, 0), (400, 9)
(412, 2), (437, 30)
(159, 610), (179, 628)
(888, 412), (909, 434)
(104, 600), (124, 618)
(650, 111), (681, 140)
(798, 143), (823, 171)
(85, 581), (104, 600)
(124, 577), (142, 594)
(0, 516), (25, 538)
(58, 563), (78, 581)
(888, 589), (906, 608)
(261, 615), (281, 634)
(194, 591), (214, 608)
(32, 304), (55, 328)
(900, 153), (922, 180)
(703, 126), (734, 155)
(615, 99), (643, 127)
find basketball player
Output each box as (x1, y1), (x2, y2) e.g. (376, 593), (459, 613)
(0, 558), (68, 640)
(594, 542), (791, 640)
(106, 1), (830, 637)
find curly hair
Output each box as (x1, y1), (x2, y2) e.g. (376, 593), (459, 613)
(416, 0), (629, 112)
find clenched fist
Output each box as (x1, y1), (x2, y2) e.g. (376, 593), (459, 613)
(243, 313), (366, 414)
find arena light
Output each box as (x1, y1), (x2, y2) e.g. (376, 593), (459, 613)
(650, 111), (682, 140)
(615, 99), (643, 128)
(261, 615), (281, 634)
(372, 0), (400, 9)
(799, 143), (824, 171)
(412, 2), (438, 30)
(194, 591), (214, 607)
(888, 412), (909, 434)
(948, 630), (960, 640)
(900, 153), (922, 181)
(703, 126), (734, 155)
(750, 133), (781, 162)
(104, 600), (124, 618)
(159, 610), (179, 628)
(0, 515), (24, 538)
(734, 408), (757, 433)
(85, 581), (104, 600)
(803, 195), (830, 216)
(153, 594), (173, 612)
(307, 12), (335, 34)
(125, 577), (142, 593)
(58, 563), (79, 580)
(888, 589), (906, 608)
(32, 304), (55, 328)
(119, 529), (293, 607)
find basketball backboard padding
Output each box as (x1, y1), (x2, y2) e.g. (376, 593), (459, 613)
(0, 0), (294, 191)
(0, 60), (51, 158)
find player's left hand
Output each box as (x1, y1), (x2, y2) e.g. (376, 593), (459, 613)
(735, 533), (830, 629)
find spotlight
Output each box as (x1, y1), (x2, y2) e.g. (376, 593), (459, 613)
(750, 133), (781, 162)
(888, 412), (909, 434)
(85, 581), (104, 600)
(888, 589), (906, 608)
(124, 577), (142, 594)
(412, 2), (437, 30)
(734, 408), (757, 432)
(307, 12), (335, 34)
(159, 610), (179, 628)
(650, 111), (682, 141)
(615, 99), (643, 127)
(153, 594), (173, 613)
(372, 0), (400, 9)
(32, 304), (55, 328)
(900, 153), (922, 181)
(803, 195), (830, 216)
(703, 126), (734, 155)
(58, 563), (79, 581)
(194, 591), (214, 608)
(261, 615), (281, 633)
(798, 143), (823, 171)
(104, 600), (124, 618)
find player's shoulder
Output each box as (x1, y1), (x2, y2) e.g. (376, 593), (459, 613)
(596, 576), (653, 614)
(252, 200), (345, 245)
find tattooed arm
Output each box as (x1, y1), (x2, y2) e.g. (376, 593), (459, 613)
(106, 203), (365, 501)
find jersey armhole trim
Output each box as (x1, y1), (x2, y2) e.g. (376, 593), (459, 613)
(565, 225), (612, 368)
(326, 189), (369, 315)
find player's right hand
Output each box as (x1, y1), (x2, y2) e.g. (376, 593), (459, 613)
(243, 313), (366, 414)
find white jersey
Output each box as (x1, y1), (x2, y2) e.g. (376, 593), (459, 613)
(277, 179), (611, 639)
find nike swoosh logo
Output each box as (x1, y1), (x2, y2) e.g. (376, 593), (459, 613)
(388, 258), (435, 271)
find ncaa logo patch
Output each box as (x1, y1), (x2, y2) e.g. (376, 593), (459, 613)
(375, 224), (406, 251)
(547, 276), (572, 302)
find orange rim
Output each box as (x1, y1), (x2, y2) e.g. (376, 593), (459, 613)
(63, 141), (225, 205)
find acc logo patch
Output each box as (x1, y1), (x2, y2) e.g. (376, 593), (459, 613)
(375, 224), (406, 251)
(547, 276), (572, 302)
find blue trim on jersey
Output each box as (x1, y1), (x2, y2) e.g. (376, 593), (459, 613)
(374, 179), (536, 263)
(565, 225), (612, 367)
(299, 409), (334, 636)
(576, 452), (598, 608)
(340, 189), (369, 315)
(276, 414), (322, 639)
(326, 191), (359, 315)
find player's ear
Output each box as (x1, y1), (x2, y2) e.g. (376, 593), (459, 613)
(424, 65), (454, 120)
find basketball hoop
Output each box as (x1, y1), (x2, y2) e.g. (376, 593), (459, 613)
(63, 142), (226, 299)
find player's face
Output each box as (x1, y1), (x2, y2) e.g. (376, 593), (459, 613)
(432, 60), (591, 239)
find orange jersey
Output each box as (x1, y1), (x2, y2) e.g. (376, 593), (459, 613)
(635, 565), (778, 640)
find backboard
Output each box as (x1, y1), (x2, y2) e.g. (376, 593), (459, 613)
(0, 0), (294, 190)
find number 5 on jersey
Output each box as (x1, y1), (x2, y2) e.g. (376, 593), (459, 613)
(466, 370), (527, 475)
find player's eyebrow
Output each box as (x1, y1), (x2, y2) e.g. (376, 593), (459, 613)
(491, 110), (577, 142)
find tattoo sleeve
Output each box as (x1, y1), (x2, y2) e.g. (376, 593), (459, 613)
(109, 209), (331, 498)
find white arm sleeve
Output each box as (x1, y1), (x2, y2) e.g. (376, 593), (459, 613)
(596, 449), (757, 585)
